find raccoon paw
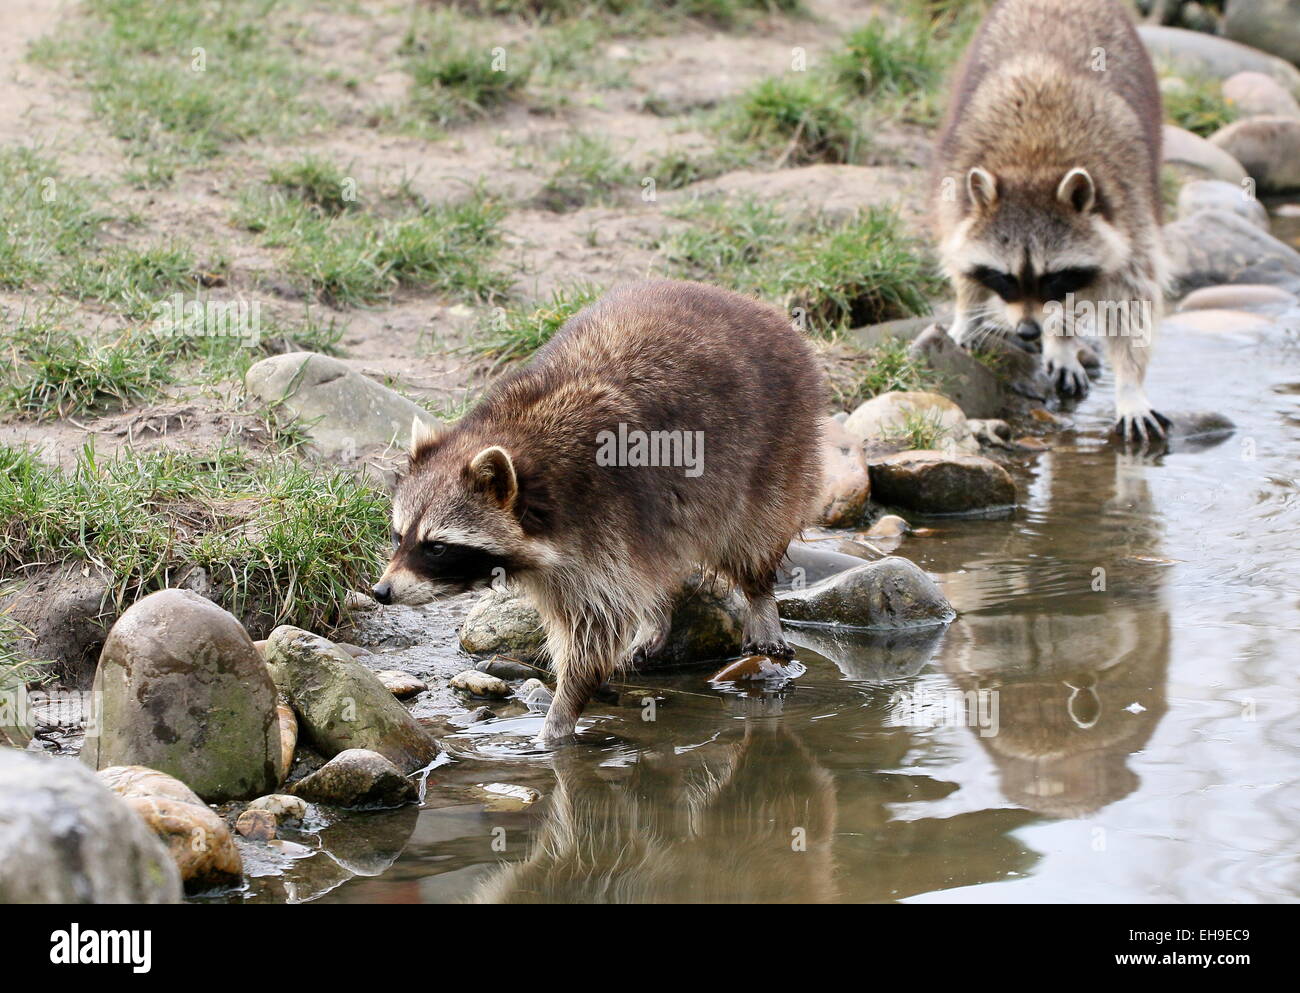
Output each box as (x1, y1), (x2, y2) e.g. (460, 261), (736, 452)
(1045, 358), (1090, 399)
(740, 639), (794, 660)
(1112, 409), (1172, 447)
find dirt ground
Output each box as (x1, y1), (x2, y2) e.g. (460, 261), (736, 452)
(0, 0), (933, 467)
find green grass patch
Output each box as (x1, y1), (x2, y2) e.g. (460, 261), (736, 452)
(828, 336), (940, 410)
(0, 148), (110, 290)
(453, 0), (803, 32)
(62, 242), (206, 319)
(471, 284), (601, 362)
(533, 135), (635, 211)
(1163, 75), (1238, 138)
(723, 75), (860, 165)
(269, 156), (361, 215)
(662, 197), (942, 335)
(402, 10), (531, 125)
(886, 405), (949, 450)
(0, 444), (389, 636)
(238, 177), (508, 305)
(0, 308), (171, 420)
(32, 0), (334, 170)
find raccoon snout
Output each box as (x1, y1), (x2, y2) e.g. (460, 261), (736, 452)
(1016, 318), (1042, 343)
(371, 581), (394, 605)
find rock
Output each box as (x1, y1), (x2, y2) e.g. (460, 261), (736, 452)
(844, 315), (943, 350)
(1178, 283), (1298, 312)
(709, 655), (805, 683)
(460, 575), (749, 669)
(843, 391), (975, 453)
(1176, 179), (1270, 230)
(374, 669), (428, 699)
(515, 678), (553, 709)
(864, 514), (910, 539)
(906, 325), (1006, 418)
(1222, 71), (1300, 120)
(781, 539), (876, 587)
(476, 656), (545, 680)
(2, 564), (115, 687)
(1161, 124), (1248, 184)
(288, 748), (416, 808)
(243, 351), (441, 462)
(96, 764), (243, 891)
(79, 589), (280, 803)
(469, 783), (542, 811)
(818, 417), (871, 527)
(263, 626), (439, 774)
(777, 557), (955, 630)
(0, 750), (182, 903)
(1223, 1), (1300, 70)
(1209, 116), (1300, 193)
(235, 808), (277, 841)
(1163, 308), (1280, 335)
(967, 418), (1015, 449)
(868, 451), (1017, 515)
(335, 642), (372, 658)
(1164, 208), (1300, 296)
(450, 669), (511, 698)
(1166, 410), (1237, 440)
(276, 701), (297, 782)
(246, 793), (310, 823)
(460, 587), (548, 659)
(1139, 25), (1300, 95)
(0, 677), (32, 749)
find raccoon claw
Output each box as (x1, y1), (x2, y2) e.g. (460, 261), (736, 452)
(1045, 359), (1090, 399)
(1112, 409), (1172, 447)
(740, 639), (794, 660)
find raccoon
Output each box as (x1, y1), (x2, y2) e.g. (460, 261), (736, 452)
(933, 0), (1170, 443)
(372, 280), (825, 742)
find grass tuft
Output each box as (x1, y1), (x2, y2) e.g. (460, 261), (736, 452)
(1163, 75), (1238, 138)
(725, 76), (860, 165)
(472, 284), (602, 362)
(662, 198), (942, 335)
(0, 444), (389, 636)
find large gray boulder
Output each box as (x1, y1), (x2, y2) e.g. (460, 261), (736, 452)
(1162, 124), (1248, 184)
(906, 325), (1007, 419)
(1222, 71), (1300, 120)
(1209, 116), (1300, 193)
(244, 351), (440, 462)
(1165, 208), (1300, 297)
(80, 589), (281, 803)
(263, 626), (440, 773)
(0, 750), (182, 903)
(1223, 1), (1300, 70)
(777, 558), (955, 630)
(1175, 179), (1270, 230)
(1139, 25), (1300, 95)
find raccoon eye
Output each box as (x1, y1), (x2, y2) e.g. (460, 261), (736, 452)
(391, 530), (402, 550)
(970, 266), (1021, 302)
(425, 541), (447, 557)
(1038, 266), (1099, 300)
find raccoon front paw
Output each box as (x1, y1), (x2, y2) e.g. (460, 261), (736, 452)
(740, 639), (794, 660)
(1045, 357), (1090, 399)
(1112, 409), (1172, 447)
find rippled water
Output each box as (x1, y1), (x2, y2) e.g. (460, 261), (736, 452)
(252, 275), (1300, 905)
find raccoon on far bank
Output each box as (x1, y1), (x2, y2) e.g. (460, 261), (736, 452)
(371, 280), (825, 742)
(933, 0), (1171, 443)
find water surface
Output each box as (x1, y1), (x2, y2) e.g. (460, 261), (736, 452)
(273, 299), (1300, 905)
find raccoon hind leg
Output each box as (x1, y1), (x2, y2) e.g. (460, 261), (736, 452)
(728, 560), (792, 660)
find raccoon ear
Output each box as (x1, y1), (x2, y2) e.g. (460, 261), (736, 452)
(966, 167), (998, 210)
(467, 446), (518, 509)
(409, 416), (442, 461)
(1057, 167), (1096, 213)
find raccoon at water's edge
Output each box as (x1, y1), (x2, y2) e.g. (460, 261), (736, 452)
(932, 0), (1171, 444)
(372, 279), (825, 742)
